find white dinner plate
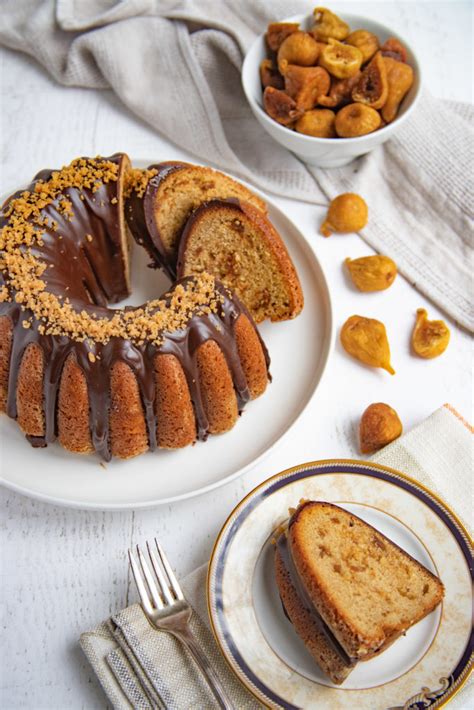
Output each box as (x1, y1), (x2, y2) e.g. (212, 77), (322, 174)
(208, 460), (473, 709)
(0, 163), (332, 509)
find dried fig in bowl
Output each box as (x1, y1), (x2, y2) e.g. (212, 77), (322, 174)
(346, 29), (379, 63)
(295, 109), (336, 137)
(260, 59), (284, 90)
(352, 53), (388, 109)
(266, 22), (300, 52)
(319, 39), (363, 79)
(345, 255), (397, 291)
(263, 86), (304, 126)
(412, 309), (450, 358)
(284, 65), (330, 110)
(335, 103), (381, 137)
(341, 315), (395, 374)
(382, 57), (414, 123)
(380, 37), (408, 63)
(277, 31), (320, 73)
(311, 7), (349, 41)
(359, 403), (402, 453)
(318, 72), (361, 108)
(321, 193), (368, 236)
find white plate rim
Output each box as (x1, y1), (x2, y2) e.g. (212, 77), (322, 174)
(207, 458), (473, 709)
(0, 166), (334, 509)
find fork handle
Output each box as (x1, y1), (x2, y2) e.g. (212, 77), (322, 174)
(173, 627), (235, 710)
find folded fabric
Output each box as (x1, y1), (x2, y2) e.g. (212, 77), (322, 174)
(80, 404), (472, 709)
(81, 569), (262, 709)
(1, 0), (473, 330)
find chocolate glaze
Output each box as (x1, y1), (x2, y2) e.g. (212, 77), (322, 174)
(0, 155), (270, 460)
(125, 162), (188, 280)
(276, 534), (356, 668)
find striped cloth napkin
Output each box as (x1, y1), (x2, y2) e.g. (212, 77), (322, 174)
(80, 404), (472, 709)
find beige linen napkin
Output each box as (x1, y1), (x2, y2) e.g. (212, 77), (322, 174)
(80, 404), (472, 709)
(1, 0), (473, 331)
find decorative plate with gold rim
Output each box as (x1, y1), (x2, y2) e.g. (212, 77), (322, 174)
(207, 460), (473, 709)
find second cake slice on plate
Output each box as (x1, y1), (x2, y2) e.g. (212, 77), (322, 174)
(275, 500), (444, 684)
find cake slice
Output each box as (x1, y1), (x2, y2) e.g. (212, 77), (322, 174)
(177, 198), (304, 323)
(275, 501), (444, 684)
(125, 162), (267, 277)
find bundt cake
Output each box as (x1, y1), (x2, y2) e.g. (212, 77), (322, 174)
(275, 501), (444, 684)
(177, 198), (304, 323)
(125, 161), (268, 278)
(0, 154), (270, 461)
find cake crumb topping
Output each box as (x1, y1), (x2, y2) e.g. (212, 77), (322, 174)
(0, 155), (224, 347)
(124, 167), (158, 199)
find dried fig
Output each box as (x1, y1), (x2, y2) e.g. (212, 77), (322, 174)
(382, 57), (414, 122)
(266, 22), (300, 52)
(311, 7), (350, 41)
(284, 65), (330, 110)
(295, 109), (336, 137)
(341, 315), (395, 374)
(360, 403), (402, 453)
(352, 52), (388, 109)
(317, 72), (361, 108)
(335, 102), (381, 137)
(260, 59), (284, 90)
(321, 193), (368, 236)
(346, 29), (379, 63)
(319, 39), (363, 79)
(380, 37), (408, 63)
(277, 32), (320, 73)
(263, 86), (304, 126)
(345, 255), (397, 291)
(412, 309), (450, 358)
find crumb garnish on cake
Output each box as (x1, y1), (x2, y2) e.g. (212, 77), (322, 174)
(0, 157), (224, 347)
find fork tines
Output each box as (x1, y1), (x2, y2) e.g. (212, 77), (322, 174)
(129, 538), (184, 612)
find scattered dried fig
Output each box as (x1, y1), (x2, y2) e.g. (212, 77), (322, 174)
(311, 7), (350, 41)
(319, 39), (363, 79)
(352, 52), (388, 109)
(263, 86), (304, 126)
(283, 64), (330, 110)
(412, 309), (450, 358)
(346, 29), (379, 63)
(341, 315), (395, 374)
(295, 109), (336, 137)
(359, 403), (402, 453)
(335, 102), (381, 137)
(266, 22), (300, 52)
(345, 255), (397, 291)
(382, 57), (414, 122)
(277, 32), (320, 73)
(321, 193), (368, 236)
(380, 37), (408, 63)
(317, 72), (361, 108)
(260, 59), (284, 89)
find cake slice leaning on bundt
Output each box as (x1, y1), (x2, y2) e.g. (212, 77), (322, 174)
(275, 501), (444, 684)
(177, 198), (303, 323)
(0, 154), (270, 460)
(125, 162), (268, 277)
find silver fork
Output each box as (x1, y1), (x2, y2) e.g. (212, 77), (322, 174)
(129, 540), (234, 710)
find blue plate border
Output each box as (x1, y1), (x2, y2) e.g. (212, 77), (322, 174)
(207, 459), (473, 710)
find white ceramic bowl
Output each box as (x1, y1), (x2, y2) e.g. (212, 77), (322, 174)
(242, 13), (421, 168)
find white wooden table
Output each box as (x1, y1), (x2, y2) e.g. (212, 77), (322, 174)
(1, 2), (472, 708)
